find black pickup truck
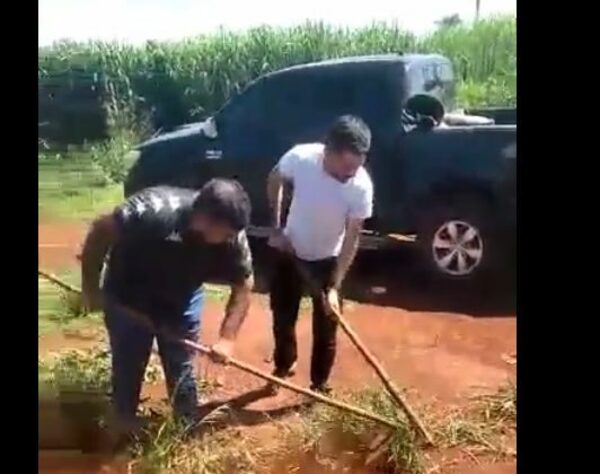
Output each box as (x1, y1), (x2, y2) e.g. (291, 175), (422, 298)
(125, 54), (516, 284)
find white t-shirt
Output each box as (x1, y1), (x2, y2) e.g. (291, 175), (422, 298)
(278, 143), (374, 261)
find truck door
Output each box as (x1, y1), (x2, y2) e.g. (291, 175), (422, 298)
(208, 79), (278, 226)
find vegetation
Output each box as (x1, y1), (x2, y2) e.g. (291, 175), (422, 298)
(38, 269), (99, 334)
(39, 347), (162, 394)
(38, 16), (516, 471)
(433, 382), (517, 459)
(38, 152), (123, 221)
(39, 17), (516, 145)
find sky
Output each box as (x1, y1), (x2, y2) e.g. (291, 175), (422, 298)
(39, 0), (516, 46)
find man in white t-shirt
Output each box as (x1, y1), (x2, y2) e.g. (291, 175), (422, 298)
(266, 115), (374, 394)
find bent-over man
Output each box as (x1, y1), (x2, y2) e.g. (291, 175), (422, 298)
(81, 179), (254, 434)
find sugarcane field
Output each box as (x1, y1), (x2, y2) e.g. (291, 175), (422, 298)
(38, 6), (516, 474)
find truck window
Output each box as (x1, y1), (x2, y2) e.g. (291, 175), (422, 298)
(217, 79), (272, 158)
(405, 60), (455, 111)
(266, 71), (358, 145)
(219, 79), (266, 130)
(267, 66), (398, 148)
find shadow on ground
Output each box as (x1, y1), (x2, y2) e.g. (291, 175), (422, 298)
(195, 385), (309, 428)
(251, 242), (515, 318)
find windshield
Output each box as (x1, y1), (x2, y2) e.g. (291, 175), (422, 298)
(215, 78), (263, 126)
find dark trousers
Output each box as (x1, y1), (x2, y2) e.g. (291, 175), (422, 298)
(269, 251), (340, 386)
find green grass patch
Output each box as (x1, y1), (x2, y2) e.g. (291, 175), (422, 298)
(39, 153), (123, 222)
(39, 347), (162, 394)
(38, 268), (102, 335)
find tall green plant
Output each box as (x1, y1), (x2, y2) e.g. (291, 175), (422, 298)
(39, 17), (516, 137)
(90, 71), (150, 183)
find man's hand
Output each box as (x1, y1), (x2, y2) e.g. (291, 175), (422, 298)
(323, 287), (341, 319)
(267, 228), (294, 254)
(209, 338), (235, 364)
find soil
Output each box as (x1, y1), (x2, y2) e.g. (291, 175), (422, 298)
(38, 222), (516, 473)
(39, 221), (85, 271)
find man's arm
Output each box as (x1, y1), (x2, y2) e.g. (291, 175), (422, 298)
(331, 218), (364, 290)
(325, 176), (373, 315)
(266, 166), (290, 229)
(80, 214), (120, 311)
(266, 162), (294, 252)
(210, 230), (255, 362)
(219, 274), (254, 340)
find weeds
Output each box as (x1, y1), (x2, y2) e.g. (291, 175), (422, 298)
(280, 389), (424, 473)
(39, 272), (93, 333)
(433, 382), (516, 459)
(130, 405), (265, 474)
(39, 347), (162, 394)
(474, 382), (516, 428)
(38, 154), (123, 221)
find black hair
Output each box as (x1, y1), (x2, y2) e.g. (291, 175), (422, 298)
(325, 115), (371, 155)
(192, 178), (251, 231)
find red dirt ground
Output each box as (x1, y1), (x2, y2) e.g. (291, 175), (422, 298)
(38, 222), (516, 474)
(39, 222), (85, 271)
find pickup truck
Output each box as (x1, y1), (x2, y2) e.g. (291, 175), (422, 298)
(125, 54), (516, 284)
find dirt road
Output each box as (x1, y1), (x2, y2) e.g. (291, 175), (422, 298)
(38, 222), (516, 473)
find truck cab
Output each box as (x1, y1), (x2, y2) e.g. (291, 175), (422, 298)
(125, 54), (516, 283)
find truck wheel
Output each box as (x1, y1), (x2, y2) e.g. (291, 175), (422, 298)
(416, 199), (500, 284)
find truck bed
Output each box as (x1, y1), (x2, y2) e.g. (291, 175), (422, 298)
(465, 107), (516, 125)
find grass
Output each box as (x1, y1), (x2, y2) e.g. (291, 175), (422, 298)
(129, 414), (263, 474)
(38, 268), (101, 334)
(126, 384), (516, 474)
(37, 335), (516, 473)
(39, 152), (123, 222)
(432, 382), (517, 459)
(39, 347), (163, 394)
(282, 388), (423, 473)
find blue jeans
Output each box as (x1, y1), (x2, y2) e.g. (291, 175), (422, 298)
(103, 288), (204, 427)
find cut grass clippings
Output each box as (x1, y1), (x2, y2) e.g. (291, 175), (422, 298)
(130, 389), (424, 474)
(37, 342), (516, 474)
(432, 382), (516, 460)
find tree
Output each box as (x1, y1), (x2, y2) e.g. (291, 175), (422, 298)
(476, 0), (481, 21)
(436, 14), (463, 29)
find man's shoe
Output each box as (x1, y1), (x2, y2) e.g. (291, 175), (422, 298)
(266, 361), (297, 395)
(309, 383), (333, 396)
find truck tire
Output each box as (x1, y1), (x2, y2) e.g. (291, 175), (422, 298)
(416, 197), (503, 285)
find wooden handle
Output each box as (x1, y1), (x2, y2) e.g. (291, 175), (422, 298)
(38, 269), (82, 295)
(334, 310), (435, 446)
(293, 261), (435, 446)
(38, 268), (400, 430)
(115, 303), (400, 430)
(180, 338), (399, 429)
